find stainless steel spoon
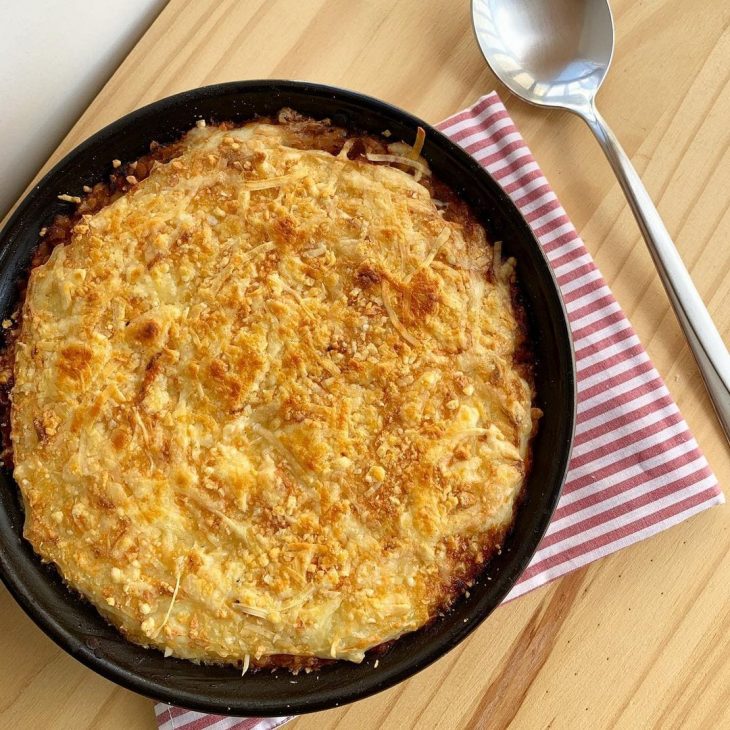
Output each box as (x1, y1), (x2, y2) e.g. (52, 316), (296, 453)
(472, 0), (730, 440)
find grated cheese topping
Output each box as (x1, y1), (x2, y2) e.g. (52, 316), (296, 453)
(11, 117), (536, 666)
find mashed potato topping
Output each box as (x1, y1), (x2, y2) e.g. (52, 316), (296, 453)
(11, 114), (536, 667)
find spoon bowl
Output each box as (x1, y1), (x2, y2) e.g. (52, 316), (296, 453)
(472, 0), (730, 439)
(472, 0), (613, 112)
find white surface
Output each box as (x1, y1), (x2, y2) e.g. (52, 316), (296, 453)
(0, 1), (167, 217)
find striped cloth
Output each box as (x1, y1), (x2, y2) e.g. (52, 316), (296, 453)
(155, 92), (723, 730)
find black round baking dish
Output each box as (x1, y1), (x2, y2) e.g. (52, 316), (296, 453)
(0, 80), (575, 716)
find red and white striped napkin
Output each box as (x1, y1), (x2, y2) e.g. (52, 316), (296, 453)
(155, 92), (723, 730)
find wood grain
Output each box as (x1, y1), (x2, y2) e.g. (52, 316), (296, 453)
(1, 0), (728, 728)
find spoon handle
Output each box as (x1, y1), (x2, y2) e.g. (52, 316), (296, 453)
(580, 103), (730, 442)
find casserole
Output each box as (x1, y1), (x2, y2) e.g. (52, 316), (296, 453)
(0, 80), (574, 716)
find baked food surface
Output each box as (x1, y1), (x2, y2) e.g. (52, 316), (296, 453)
(10, 113), (536, 667)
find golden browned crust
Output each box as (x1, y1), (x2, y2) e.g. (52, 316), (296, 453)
(7, 111), (537, 669)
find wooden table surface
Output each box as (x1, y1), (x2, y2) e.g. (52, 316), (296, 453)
(2, 1), (728, 728)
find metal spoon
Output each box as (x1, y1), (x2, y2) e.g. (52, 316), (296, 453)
(472, 0), (730, 440)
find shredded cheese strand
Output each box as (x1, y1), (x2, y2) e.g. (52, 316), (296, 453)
(240, 240), (275, 264)
(251, 422), (312, 484)
(404, 227), (452, 283)
(152, 569), (182, 638)
(381, 281), (419, 347)
(243, 172), (304, 190)
(279, 279), (316, 320)
(279, 588), (315, 612)
(337, 139), (355, 159)
(365, 153), (430, 178)
(410, 127), (426, 160)
(215, 240), (275, 293)
(234, 603), (269, 619)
